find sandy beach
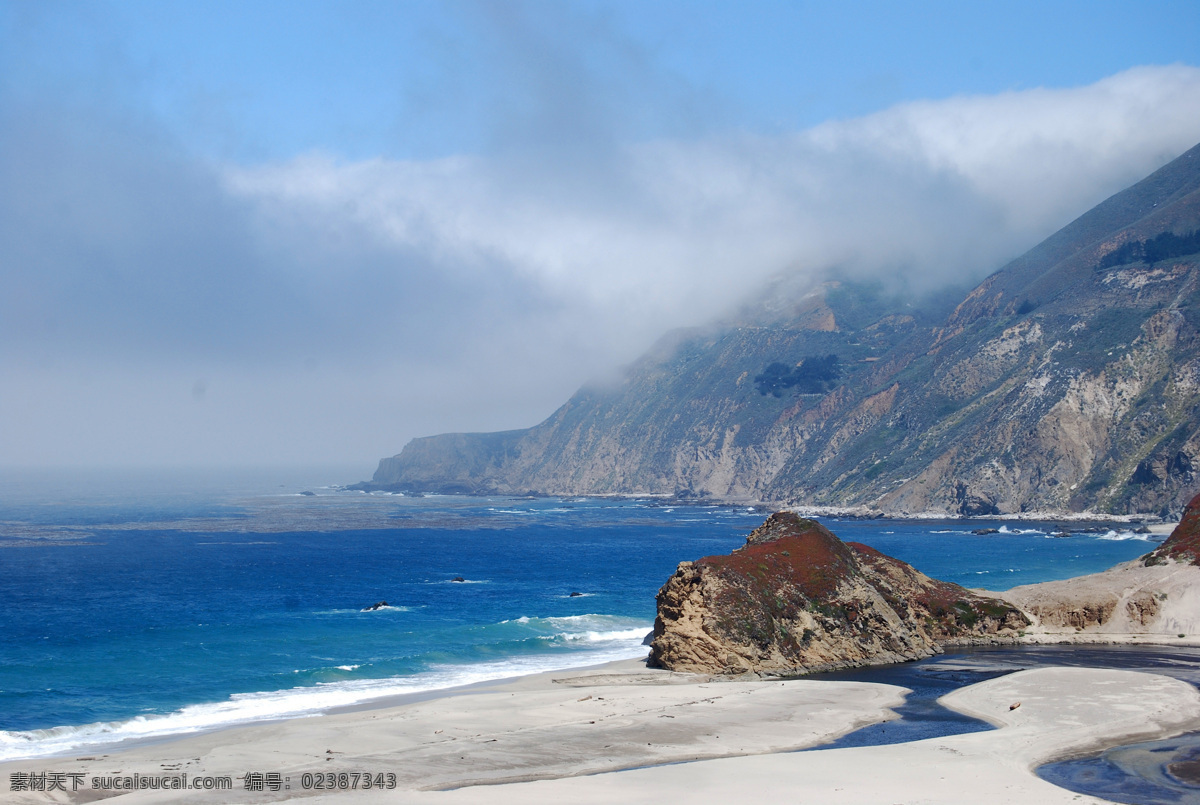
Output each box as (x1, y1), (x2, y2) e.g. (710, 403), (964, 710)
(7, 517), (1197, 804)
(5, 654), (1200, 805)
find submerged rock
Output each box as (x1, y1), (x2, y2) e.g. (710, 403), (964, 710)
(648, 512), (1027, 675)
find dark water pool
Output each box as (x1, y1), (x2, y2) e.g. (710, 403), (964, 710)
(801, 652), (1006, 749)
(1038, 734), (1200, 805)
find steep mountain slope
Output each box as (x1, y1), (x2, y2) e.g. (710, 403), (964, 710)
(364, 143), (1200, 517)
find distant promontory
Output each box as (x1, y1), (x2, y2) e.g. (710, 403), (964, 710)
(360, 141), (1200, 519)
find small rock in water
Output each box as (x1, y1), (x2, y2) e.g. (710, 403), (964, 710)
(363, 601), (389, 611)
(569, 591), (584, 597)
(972, 528), (1000, 535)
(451, 576), (466, 583)
(1167, 754), (1200, 786)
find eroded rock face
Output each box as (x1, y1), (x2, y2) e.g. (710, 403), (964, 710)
(648, 512), (1028, 674)
(1020, 598), (1119, 630)
(1015, 588), (1162, 631)
(996, 509), (1200, 637)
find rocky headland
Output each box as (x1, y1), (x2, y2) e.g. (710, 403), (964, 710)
(648, 511), (1029, 674)
(650, 500), (1200, 676)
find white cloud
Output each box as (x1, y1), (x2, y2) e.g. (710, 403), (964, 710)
(227, 64), (1200, 338)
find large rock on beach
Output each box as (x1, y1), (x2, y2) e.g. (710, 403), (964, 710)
(648, 512), (1028, 674)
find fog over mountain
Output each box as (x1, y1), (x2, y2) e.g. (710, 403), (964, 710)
(4, 57), (1200, 466)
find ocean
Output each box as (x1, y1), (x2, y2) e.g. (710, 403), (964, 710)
(0, 467), (1165, 762)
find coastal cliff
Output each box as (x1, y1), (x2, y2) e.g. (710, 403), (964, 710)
(647, 512), (1028, 674)
(363, 141), (1200, 518)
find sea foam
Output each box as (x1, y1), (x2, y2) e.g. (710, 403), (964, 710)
(0, 638), (649, 761)
(0, 612), (652, 762)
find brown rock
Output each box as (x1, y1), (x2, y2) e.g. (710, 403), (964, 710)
(648, 512), (1028, 675)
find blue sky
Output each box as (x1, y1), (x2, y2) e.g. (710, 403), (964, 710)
(2, 1), (1200, 470)
(8, 0), (1200, 161)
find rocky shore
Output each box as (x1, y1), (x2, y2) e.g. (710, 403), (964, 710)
(648, 512), (1028, 675)
(649, 497), (1200, 677)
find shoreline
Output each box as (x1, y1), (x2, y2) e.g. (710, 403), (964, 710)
(1, 655), (911, 798)
(0, 653), (658, 765)
(349, 486), (1179, 524)
(3, 503), (1194, 802)
(5, 653), (1200, 803)
(8, 633), (1200, 767)
(0, 519), (1181, 769)
(788, 505), (1177, 525)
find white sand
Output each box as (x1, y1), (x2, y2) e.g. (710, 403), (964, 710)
(389, 667), (1200, 805)
(5, 660), (1200, 804)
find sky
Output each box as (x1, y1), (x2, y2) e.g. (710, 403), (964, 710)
(3, 0), (1200, 473)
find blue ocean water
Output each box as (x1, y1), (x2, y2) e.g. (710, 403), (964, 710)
(0, 468), (1165, 761)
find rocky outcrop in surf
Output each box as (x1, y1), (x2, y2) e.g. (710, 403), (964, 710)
(648, 512), (1028, 675)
